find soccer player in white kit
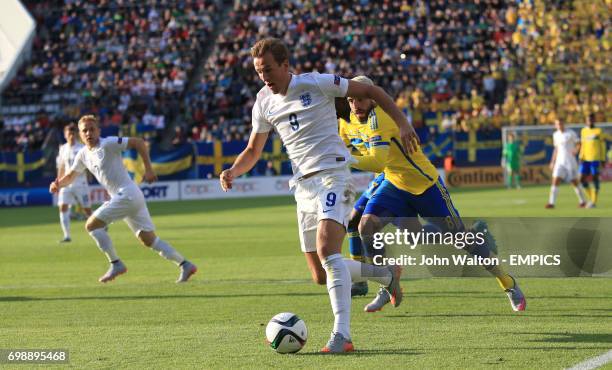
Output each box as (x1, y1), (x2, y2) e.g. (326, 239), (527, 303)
(546, 119), (588, 208)
(49, 115), (197, 283)
(56, 124), (92, 243)
(219, 38), (419, 353)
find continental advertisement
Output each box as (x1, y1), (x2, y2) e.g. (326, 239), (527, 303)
(446, 165), (550, 188)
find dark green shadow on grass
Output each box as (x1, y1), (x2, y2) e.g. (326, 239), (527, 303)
(297, 349), (423, 356)
(367, 293), (612, 300)
(385, 313), (611, 319)
(518, 332), (612, 344)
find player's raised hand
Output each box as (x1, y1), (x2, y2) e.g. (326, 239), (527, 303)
(49, 179), (59, 194)
(220, 169), (234, 191)
(143, 169), (158, 184)
(400, 123), (420, 154)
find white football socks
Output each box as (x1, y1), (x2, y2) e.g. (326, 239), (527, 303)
(549, 185), (559, 205)
(574, 184), (587, 203)
(151, 237), (184, 265)
(344, 258), (392, 286)
(59, 210), (71, 238)
(89, 228), (119, 262)
(322, 253), (351, 339)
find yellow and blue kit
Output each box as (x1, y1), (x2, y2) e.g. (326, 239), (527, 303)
(579, 126), (605, 176)
(339, 119), (385, 212)
(339, 106), (509, 285)
(339, 106), (462, 231)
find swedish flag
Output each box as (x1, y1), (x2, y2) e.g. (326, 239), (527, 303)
(0, 151), (46, 184)
(454, 130), (502, 166)
(196, 139), (290, 177)
(422, 133), (453, 160)
(195, 140), (245, 176)
(123, 143), (194, 182)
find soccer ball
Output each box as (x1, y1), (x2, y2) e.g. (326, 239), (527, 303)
(265, 312), (308, 354)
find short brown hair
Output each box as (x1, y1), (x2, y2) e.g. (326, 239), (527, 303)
(64, 123), (77, 133)
(78, 115), (99, 128)
(250, 38), (289, 65)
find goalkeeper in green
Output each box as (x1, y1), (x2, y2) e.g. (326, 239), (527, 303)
(502, 132), (521, 189)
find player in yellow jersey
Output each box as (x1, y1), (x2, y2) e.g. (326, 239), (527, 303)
(339, 116), (385, 297)
(340, 76), (526, 312)
(579, 115), (606, 207)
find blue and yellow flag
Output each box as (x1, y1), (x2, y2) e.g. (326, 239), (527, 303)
(422, 133), (453, 160)
(454, 130), (502, 166)
(123, 143), (194, 182)
(195, 139), (290, 177)
(0, 151), (46, 184)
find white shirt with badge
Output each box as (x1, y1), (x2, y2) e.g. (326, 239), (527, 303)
(70, 136), (135, 196)
(251, 72), (355, 187)
(553, 129), (579, 167)
(58, 142), (88, 188)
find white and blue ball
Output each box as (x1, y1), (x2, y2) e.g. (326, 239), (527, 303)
(265, 312), (308, 354)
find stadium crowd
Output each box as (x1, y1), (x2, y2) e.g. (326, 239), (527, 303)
(1, 0), (221, 151)
(1, 0), (609, 152)
(502, 0), (610, 127)
(181, 0), (514, 142)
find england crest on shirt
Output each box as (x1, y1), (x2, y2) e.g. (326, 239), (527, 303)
(300, 92), (312, 107)
(95, 148), (105, 162)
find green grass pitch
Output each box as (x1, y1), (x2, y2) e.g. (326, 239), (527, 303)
(1, 184), (611, 369)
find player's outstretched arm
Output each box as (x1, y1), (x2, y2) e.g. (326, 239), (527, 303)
(50, 171), (77, 193)
(220, 131), (268, 191)
(346, 80), (419, 153)
(128, 137), (158, 183)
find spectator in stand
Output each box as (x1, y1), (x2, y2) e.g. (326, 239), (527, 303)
(264, 161), (278, 176)
(181, 0), (514, 143)
(1, 0), (221, 152)
(171, 125), (187, 147)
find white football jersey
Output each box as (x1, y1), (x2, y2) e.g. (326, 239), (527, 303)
(71, 136), (135, 196)
(252, 72), (355, 187)
(58, 142), (88, 188)
(553, 129), (578, 166)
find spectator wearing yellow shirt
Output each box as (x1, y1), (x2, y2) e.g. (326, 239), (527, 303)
(411, 88), (424, 108)
(509, 107), (522, 126)
(471, 89), (485, 111)
(460, 94), (471, 112)
(491, 105), (504, 129)
(395, 91), (410, 111)
(448, 95), (461, 112)
(480, 109), (493, 131)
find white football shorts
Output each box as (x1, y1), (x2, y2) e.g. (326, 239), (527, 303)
(294, 167), (355, 253)
(58, 186), (91, 208)
(552, 160), (579, 182)
(92, 185), (155, 235)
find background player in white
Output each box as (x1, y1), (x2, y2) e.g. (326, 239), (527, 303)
(49, 115), (197, 283)
(56, 123), (92, 243)
(219, 38), (419, 353)
(546, 119), (588, 208)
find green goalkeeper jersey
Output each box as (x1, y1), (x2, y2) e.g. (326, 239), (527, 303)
(503, 141), (521, 170)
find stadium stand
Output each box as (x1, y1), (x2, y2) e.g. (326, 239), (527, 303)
(503, 0), (610, 126)
(181, 0), (514, 141)
(1, 0), (222, 153)
(0, 0), (609, 185)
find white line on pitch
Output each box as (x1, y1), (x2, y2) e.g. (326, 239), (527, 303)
(567, 350), (612, 370)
